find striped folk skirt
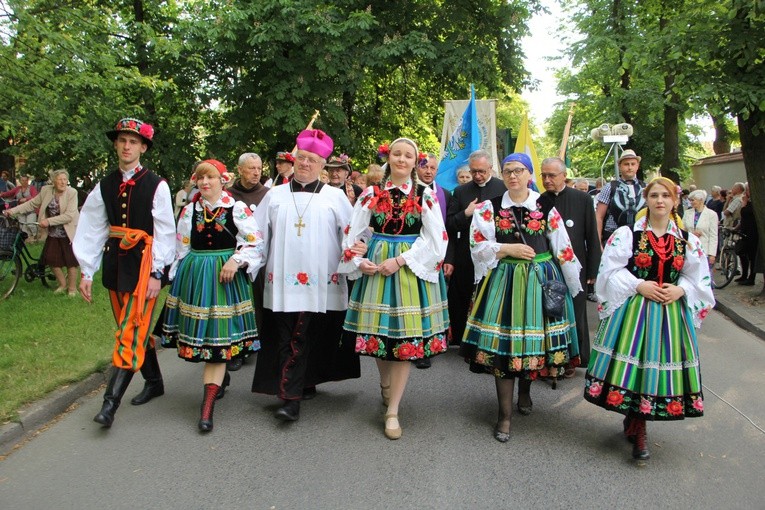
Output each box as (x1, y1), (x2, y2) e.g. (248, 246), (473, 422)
(343, 233), (449, 361)
(460, 253), (579, 379)
(164, 249), (259, 363)
(584, 295), (704, 420)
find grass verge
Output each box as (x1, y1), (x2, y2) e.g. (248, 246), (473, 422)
(0, 242), (165, 423)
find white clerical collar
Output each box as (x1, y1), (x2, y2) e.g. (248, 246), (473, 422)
(382, 178), (414, 193)
(119, 164), (141, 181)
(502, 189), (540, 210)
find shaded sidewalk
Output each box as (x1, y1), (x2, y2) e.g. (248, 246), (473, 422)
(712, 274), (765, 341)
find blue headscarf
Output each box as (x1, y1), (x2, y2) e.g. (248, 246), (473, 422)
(501, 152), (533, 174)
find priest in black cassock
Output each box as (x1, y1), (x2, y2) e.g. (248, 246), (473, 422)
(541, 157), (601, 368)
(444, 149), (506, 345)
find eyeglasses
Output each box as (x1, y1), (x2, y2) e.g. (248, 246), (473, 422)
(540, 172), (564, 179)
(469, 168), (489, 175)
(295, 154), (323, 165)
(502, 167), (528, 176)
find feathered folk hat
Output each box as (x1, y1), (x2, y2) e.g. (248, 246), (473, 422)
(106, 117), (155, 150)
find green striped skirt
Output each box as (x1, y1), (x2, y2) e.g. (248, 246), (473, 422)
(164, 249), (259, 363)
(583, 295), (704, 420)
(460, 253), (579, 379)
(344, 233), (449, 361)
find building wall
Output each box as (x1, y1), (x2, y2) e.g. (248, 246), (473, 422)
(691, 152), (747, 191)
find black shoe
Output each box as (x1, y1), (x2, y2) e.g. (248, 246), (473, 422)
(414, 358), (431, 369)
(739, 279), (756, 286)
(130, 380), (164, 405)
(734, 276), (749, 283)
(227, 357), (244, 372)
(131, 347), (164, 405)
(275, 400), (300, 421)
(302, 386), (317, 400)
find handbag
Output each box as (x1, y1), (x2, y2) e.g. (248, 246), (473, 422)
(511, 208), (568, 319)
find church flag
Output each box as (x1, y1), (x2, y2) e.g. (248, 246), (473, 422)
(436, 85), (480, 191)
(514, 114), (543, 192)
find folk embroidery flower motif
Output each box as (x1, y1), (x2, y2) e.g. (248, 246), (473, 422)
(666, 400), (684, 416)
(559, 246), (574, 263)
(588, 381), (603, 397)
(634, 252), (652, 268)
(296, 272), (309, 285)
(606, 390), (624, 406)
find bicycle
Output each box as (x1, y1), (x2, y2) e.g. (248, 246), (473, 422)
(0, 215), (57, 299)
(711, 226), (741, 290)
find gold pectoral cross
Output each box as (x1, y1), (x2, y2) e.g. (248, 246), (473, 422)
(294, 217), (306, 236)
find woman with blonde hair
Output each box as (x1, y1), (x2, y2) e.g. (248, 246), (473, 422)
(3, 169), (79, 294)
(584, 177), (715, 462)
(339, 138), (449, 440)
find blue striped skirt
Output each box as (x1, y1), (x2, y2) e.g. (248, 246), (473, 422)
(344, 233), (449, 361)
(460, 253), (579, 379)
(164, 248), (259, 363)
(584, 295), (704, 421)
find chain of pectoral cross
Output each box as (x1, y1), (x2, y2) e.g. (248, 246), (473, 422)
(290, 181), (318, 236)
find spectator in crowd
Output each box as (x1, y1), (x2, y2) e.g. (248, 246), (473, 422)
(73, 117), (175, 428)
(589, 177), (605, 197)
(722, 182), (745, 228)
(0, 170), (11, 193)
(595, 150), (646, 246)
(707, 186), (724, 219)
(736, 185), (758, 286)
(1, 174), (39, 239)
(272, 151), (295, 186)
(585, 177), (714, 462)
(174, 180), (193, 217)
(339, 137), (449, 439)
(326, 154), (362, 206)
(444, 150), (506, 347)
(365, 164), (385, 187)
(164, 159), (262, 432)
(3, 169), (80, 295)
(456, 166), (472, 185)
(682, 189), (718, 269)
(461, 152), (581, 442)
(574, 179), (590, 193)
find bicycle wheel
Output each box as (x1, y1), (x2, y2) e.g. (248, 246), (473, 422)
(0, 251), (21, 299)
(712, 248), (736, 289)
(40, 263), (55, 287)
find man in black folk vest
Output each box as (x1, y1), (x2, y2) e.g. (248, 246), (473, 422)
(595, 149), (646, 246)
(73, 118), (175, 428)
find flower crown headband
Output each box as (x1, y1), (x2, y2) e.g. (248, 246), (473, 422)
(377, 140), (428, 168)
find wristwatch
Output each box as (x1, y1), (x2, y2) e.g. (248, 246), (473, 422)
(150, 269), (164, 280)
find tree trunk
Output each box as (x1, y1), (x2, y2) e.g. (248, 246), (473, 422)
(737, 109), (765, 296)
(660, 72), (681, 184)
(711, 113), (732, 154)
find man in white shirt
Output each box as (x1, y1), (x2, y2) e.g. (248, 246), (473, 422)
(73, 117), (175, 428)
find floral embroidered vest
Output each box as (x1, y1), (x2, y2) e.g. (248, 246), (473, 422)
(369, 184), (426, 236)
(489, 194), (554, 254)
(628, 230), (687, 285)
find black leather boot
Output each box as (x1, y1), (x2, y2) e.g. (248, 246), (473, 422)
(94, 369), (134, 427)
(632, 417), (650, 461)
(130, 347), (165, 405)
(198, 383), (220, 432)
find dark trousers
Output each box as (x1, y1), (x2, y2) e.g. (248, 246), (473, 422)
(447, 265), (475, 344)
(572, 288), (590, 366)
(272, 311), (317, 401)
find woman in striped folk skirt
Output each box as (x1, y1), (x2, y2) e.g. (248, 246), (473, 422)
(460, 153), (582, 443)
(339, 138), (449, 440)
(164, 160), (263, 432)
(585, 177), (715, 462)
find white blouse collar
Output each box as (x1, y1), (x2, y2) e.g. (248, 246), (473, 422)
(501, 189), (540, 210)
(634, 216), (684, 239)
(382, 178), (414, 194)
(196, 189), (235, 210)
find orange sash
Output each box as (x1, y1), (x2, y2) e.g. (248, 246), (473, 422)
(109, 226), (154, 326)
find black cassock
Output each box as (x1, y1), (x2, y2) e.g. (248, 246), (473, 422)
(445, 177), (507, 344)
(543, 186), (602, 365)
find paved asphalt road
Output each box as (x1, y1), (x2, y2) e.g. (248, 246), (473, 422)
(1, 304), (763, 509)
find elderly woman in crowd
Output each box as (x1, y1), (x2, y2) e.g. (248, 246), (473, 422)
(682, 189), (718, 267)
(460, 153), (582, 443)
(3, 169), (79, 294)
(1, 174), (39, 239)
(456, 166), (472, 185)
